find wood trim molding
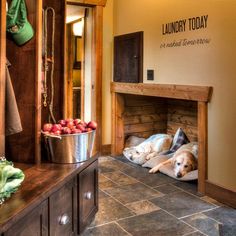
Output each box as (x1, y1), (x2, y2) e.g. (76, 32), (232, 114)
(111, 82), (213, 102)
(0, 0), (6, 156)
(206, 180), (236, 208)
(101, 144), (111, 155)
(35, 0), (42, 164)
(67, 0), (107, 6)
(198, 102), (208, 194)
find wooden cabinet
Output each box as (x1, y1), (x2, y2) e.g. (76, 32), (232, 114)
(4, 200), (48, 236)
(1, 158), (98, 236)
(78, 160), (98, 234)
(49, 178), (77, 236)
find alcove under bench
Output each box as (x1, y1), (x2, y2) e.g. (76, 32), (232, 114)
(111, 82), (212, 194)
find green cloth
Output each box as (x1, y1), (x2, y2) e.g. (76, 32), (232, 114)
(6, 0), (34, 45)
(0, 159), (24, 204)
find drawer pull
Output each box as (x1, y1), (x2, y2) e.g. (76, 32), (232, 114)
(58, 213), (70, 225)
(84, 191), (92, 200)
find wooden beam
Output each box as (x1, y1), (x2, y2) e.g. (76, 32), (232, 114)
(0, 0), (6, 157)
(111, 93), (125, 156)
(67, 0), (107, 6)
(198, 101), (208, 194)
(35, 0), (42, 164)
(111, 82), (213, 102)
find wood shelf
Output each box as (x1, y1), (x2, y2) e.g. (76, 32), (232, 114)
(111, 82), (213, 102)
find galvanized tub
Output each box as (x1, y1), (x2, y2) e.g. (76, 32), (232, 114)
(46, 130), (95, 163)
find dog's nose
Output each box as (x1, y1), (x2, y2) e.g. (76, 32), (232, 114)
(176, 172), (182, 178)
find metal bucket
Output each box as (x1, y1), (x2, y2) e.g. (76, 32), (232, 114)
(46, 130), (95, 163)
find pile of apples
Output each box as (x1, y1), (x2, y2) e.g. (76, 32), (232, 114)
(42, 118), (97, 136)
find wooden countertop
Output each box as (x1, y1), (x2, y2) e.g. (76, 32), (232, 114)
(0, 157), (97, 233)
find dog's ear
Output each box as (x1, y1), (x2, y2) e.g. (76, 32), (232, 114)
(190, 157), (198, 170)
(171, 157), (177, 167)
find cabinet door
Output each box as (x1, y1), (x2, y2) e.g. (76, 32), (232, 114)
(49, 178), (77, 236)
(4, 200), (48, 236)
(78, 160), (98, 234)
(114, 31), (143, 83)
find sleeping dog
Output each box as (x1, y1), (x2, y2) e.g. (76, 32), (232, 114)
(149, 143), (198, 178)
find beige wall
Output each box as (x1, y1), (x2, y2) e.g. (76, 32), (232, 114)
(103, 0), (236, 190)
(102, 0), (113, 145)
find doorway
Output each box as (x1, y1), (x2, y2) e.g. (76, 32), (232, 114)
(65, 4), (92, 122)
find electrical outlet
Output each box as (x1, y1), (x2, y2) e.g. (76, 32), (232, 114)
(147, 70), (154, 80)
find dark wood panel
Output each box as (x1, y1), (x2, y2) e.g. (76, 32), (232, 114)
(49, 179), (77, 236)
(78, 160), (98, 234)
(0, 0), (6, 156)
(206, 181), (236, 208)
(114, 32), (143, 83)
(4, 200), (48, 236)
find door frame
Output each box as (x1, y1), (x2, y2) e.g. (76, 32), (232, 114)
(64, 0), (106, 154)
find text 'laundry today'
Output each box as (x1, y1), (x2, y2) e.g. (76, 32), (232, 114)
(162, 15), (208, 35)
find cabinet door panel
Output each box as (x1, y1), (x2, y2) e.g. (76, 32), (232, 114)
(49, 178), (77, 236)
(78, 160), (98, 234)
(4, 200), (48, 236)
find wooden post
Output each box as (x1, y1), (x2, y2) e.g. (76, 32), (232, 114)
(0, 0), (6, 157)
(35, 0), (42, 164)
(111, 93), (125, 156)
(198, 101), (208, 194)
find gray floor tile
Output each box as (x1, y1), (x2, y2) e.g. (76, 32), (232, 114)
(186, 232), (205, 236)
(90, 197), (134, 227)
(125, 200), (160, 215)
(150, 191), (215, 218)
(82, 222), (130, 236)
(204, 206), (236, 225)
(154, 184), (180, 194)
(172, 181), (203, 197)
(99, 160), (129, 173)
(104, 182), (163, 204)
(122, 165), (176, 187)
(103, 171), (138, 186)
(118, 210), (194, 236)
(182, 213), (220, 236)
(204, 206), (236, 236)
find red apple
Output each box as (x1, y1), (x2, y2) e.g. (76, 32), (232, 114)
(66, 121), (74, 129)
(73, 118), (81, 126)
(65, 118), (73, 123)
(87, 121), (97, 130)
(76, 124), (86, 132)
(43, 123), (53, 132)
(53, 130), (61, 135)
(51, 124), (62, 133)
(85, 127), (92, 132)
(62, 127), (71, 134)
(71, 129), (82, 134)
(58, 119), (67, 127)
(80, 121), (87, 127)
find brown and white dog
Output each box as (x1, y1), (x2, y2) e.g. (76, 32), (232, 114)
(149, 143), (198, 178)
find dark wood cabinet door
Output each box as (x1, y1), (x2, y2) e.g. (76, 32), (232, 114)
(49, 178), (77, 236)
(114, 31), (143, 83)
(78, 160), (98, 234)
(4, 200), (48, 236)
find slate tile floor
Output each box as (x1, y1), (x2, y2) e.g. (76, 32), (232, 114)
(82, 156), (236, 236)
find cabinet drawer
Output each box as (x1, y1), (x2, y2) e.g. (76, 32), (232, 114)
(78, 160), (98, 233)
(4, 200), (48, 236)
(49, 178), (77, 236)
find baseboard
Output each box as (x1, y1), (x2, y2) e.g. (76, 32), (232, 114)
(101, 144), (111, 155)
(205, 180), (236, 208)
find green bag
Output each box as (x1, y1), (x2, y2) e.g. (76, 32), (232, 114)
(7, 0), (34, 46)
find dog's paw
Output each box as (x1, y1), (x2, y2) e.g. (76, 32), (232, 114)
(149, 167), (158, 174)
